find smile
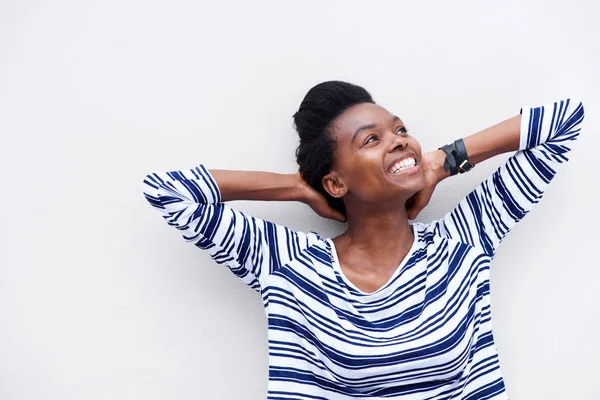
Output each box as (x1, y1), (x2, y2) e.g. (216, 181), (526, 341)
(387, 156), (418, 174)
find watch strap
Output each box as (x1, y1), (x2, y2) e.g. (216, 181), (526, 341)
(438, 139), (474, 176)
(453, 139), (474, 173)
(438, 143), (459, 176)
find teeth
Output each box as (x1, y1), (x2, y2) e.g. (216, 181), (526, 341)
(390, 157), (416, 173)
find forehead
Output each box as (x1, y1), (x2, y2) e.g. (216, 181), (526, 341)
(332, 103), (398, 140)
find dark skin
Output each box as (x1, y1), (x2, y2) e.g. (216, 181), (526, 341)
(211, 101), (520, 294)
(320, 103), (432, 293)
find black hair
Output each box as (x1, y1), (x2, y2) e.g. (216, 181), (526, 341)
(293, 80), (375, 218)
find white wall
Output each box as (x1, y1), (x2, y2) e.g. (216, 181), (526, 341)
(1, 0), (599, 399)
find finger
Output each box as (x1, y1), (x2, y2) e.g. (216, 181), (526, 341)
(317, 204), (346, 223)
(408, 207), (419, 220)
(332, 211), (346, 223)
(406, 196), (420, 219)
(407, 201), (423, 220)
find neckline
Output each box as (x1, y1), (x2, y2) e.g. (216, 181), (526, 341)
(326, 223), (422, 296)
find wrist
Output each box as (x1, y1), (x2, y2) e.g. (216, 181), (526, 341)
(291, 172), (313, 203)
(432, 149), (452, 182)
(258, 172), (309, 202)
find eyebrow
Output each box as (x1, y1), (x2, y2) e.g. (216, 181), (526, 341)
(351, 115), (401, 143)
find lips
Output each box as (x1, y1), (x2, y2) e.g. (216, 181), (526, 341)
(386, 153), (419, 173)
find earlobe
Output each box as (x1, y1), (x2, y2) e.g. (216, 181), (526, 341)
(322, 173), (347, 198)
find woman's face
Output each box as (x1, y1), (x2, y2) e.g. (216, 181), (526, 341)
(323, 102), (426, 208)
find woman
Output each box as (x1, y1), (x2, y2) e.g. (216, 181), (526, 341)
(142, 81), (584, 399)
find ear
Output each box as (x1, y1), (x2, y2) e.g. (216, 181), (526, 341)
(322, 172), (347, 198)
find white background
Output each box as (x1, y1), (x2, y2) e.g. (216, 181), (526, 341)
(1, 1), (599, 399)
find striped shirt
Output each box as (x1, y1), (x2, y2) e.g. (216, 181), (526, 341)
(143, 98), (584, 399)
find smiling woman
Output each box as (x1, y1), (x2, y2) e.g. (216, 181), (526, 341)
(317, 102), (426, 216)
(142, 81), (584, 399)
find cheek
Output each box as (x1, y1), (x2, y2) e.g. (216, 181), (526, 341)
(409, 138), (422, 154)
(343, 155), (389, 198)
(345, 151), (381, 178)
(343, 162), (371, 190)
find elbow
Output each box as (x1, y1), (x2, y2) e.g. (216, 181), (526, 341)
(570, 98), (585, 124)
(142, 173), (164, 208)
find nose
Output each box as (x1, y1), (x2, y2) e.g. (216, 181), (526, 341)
(387, 133), (408, 153)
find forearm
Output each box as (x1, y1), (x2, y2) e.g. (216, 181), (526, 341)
(432, 114), (522, 182)
(209, 169), (307, 203)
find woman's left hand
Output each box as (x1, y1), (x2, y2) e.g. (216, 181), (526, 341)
(405, 150), (448, 220)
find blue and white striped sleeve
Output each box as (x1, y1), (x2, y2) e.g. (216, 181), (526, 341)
(431, 98), (585, 257)
(142, 164), (311, 292)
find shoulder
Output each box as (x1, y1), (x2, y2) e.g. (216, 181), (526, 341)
(417, 220), (490, 257)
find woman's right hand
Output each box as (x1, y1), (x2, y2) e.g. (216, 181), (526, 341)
(294, 172), (347, 223)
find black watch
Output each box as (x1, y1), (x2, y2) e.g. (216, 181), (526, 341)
(453, 139), (474, 173)
(438, 139), (474, 175)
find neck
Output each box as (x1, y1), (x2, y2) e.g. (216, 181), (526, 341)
(335, 199), (415, 266)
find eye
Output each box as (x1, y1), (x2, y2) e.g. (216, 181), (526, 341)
(364, 135), (378, 145)
(396, 126), (408, 135)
